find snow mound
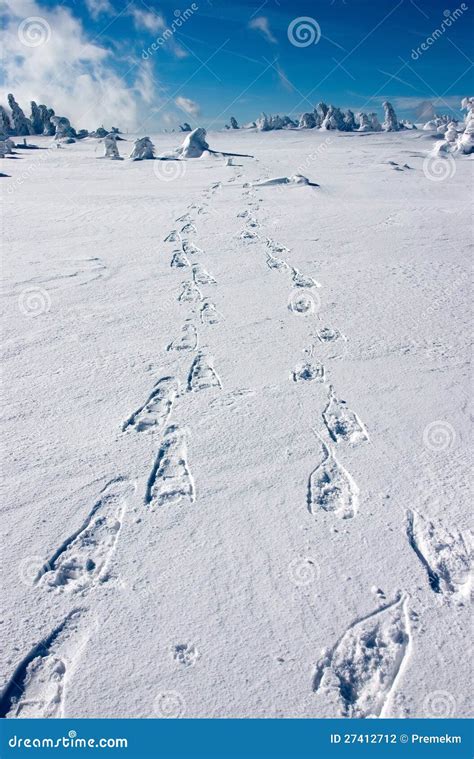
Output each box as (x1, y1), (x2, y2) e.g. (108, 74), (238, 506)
(158, 128), (254, 161)
(252, 173), (319, 187)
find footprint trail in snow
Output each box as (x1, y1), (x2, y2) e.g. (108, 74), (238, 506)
(123, 377), (179, 433)
(0, 611), (87, 719)
(146, 425), (195, 507)
(322, 386), (369, 445)
(308, 438), (359, 519)
(406, 509), (472, 597)
(313, 595), (411, 718)
(35, 478), (135, 594)
(167, 322), (198, 352)
(188, 353), (222, 392)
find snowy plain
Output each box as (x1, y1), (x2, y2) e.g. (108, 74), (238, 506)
(1, 127), (472, 719)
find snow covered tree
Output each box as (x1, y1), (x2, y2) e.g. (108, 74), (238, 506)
(30, 101), (43, 134)
(7, 94), (34, 135)
(256, 113), (271, 131)
(316, 102), (329, 121)
(0, 106), (12, 135)
(38, 106), (55, 135)
(230, 117), (239, 129)
(52, 115), (76, 141)
(357, 112), (372, 132)
(370, 113), (382, 131)
(103, 133), (121, 159)
(382, 101), (400, 131)
(179, 128), (209, 157)
(299, 112), (317, 129)
(129, 136), (155, 160)
(343, 110), (357, 131)
(321, 106), (346, 130)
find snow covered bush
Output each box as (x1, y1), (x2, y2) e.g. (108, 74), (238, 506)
(129, 136), (155, 160)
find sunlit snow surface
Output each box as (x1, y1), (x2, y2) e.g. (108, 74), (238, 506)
(1, 129), (471, 719)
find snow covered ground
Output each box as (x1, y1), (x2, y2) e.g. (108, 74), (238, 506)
(1, 128), (472, 719)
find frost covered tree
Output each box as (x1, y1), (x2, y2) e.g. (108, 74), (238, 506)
(0, 106), (12, 135)
(129, 136), (155, 160)
(256, 113), (271, 131)
(343, 110), (357, 131)
(230, 116), (239, 129)
(382, 101), (400, 131)
(299, 112), (317, 129)
(316, 102), (329, 121)
(0, 136), (15, 154)
(370, 113), (382, 131)
(7, 94), (34, 135)
(457, 97), (474, 154)
(357, 112), (372, 132)
(90, 126), (109, 138)
(321, 106), (346, 130)
(103, 133), (121, 159)
(52, 115), (76, 141)
(30, 101), (43, 134)
(39, 106), (55, 135)
(256, 113), (295, 131)
(179, 128), (209, 157)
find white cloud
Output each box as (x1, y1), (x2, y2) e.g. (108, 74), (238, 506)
(130, 7), (165, 33)
(248, 16), (277, 44)
(85, 0), (114, 20)
(275, 64), (294, 92)
(1, 0), (159, 131)
(175, 96), (200, 117)
(170, 42), (189, 59)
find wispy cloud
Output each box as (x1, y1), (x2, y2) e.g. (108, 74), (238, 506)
(85, 0), (114, 20)
(175, 96), (200, 117)
(248, 16), (277, 44)
(130, 6), (166, 33)
(275, 63), (295, 92)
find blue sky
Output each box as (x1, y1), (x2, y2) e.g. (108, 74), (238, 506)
(2, 0), (473, 130)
